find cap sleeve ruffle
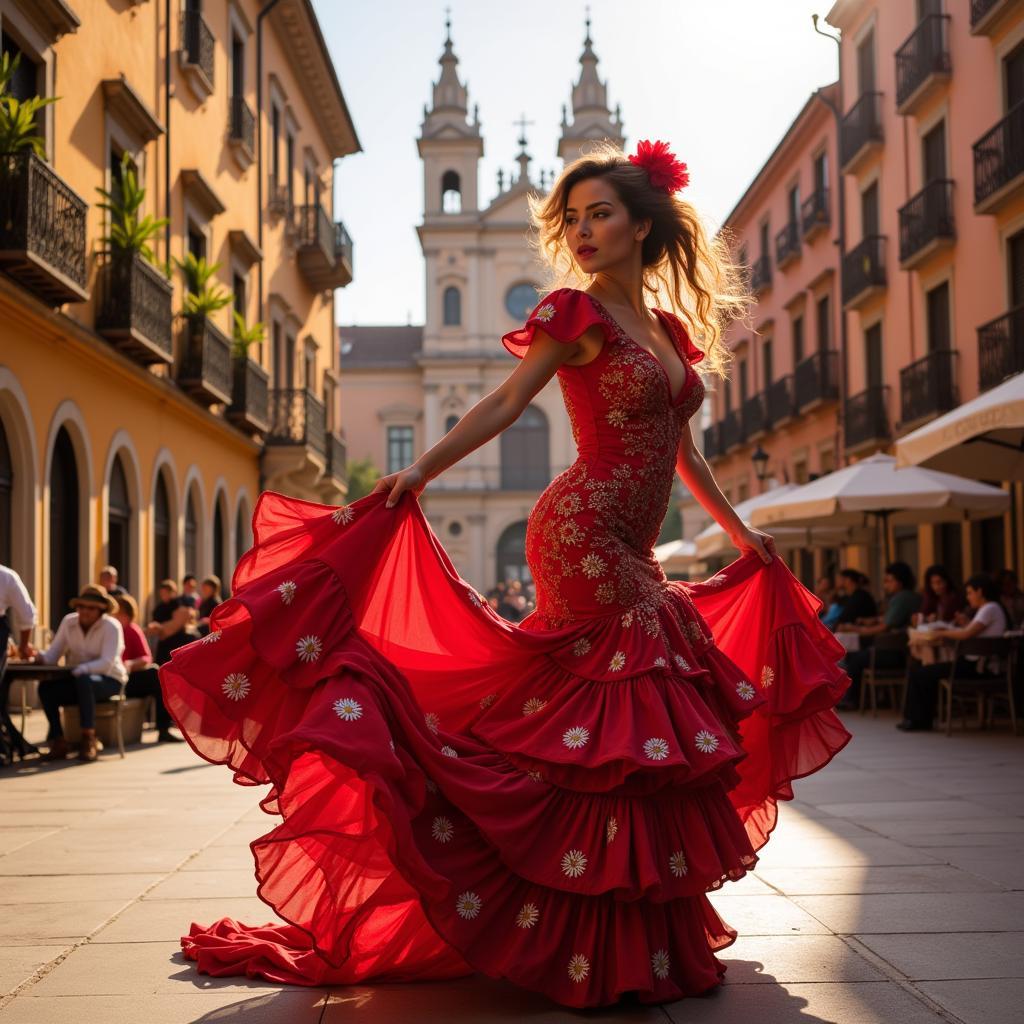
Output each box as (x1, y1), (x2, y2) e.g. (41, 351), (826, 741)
(501, 287), (615, 360)
(661, 309), (706, 366)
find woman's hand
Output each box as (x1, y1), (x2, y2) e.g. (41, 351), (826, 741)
(728, 523), (776, 564)
(371, 464), (427, 509)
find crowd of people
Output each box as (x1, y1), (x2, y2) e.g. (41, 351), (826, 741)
(485, 577), (536, 622)
(0, 563), (224, 763)
(813, 563), (1024, 732)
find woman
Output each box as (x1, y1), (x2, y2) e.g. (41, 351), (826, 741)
(196, 575), (223, 637)
(145, 579), (194, 665)
(161, 141), (851, 1008)
(915, 564), (963, 625)
(900, 573), (1011, 731)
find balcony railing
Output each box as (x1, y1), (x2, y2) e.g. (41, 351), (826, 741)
(229, 96), (255, 154)
(794, 350), (839, 410)
(899, 179), (955, 266)
(227, 357), (270, 435)
(95, 252), (173, 365)
(326, 432), (347, 485)
(844, 385), (890, 451)
(742, 393), (767, 439)
(974, 100), (1024, 212)
(978, 305), (1024, 392)
(0, 151), (88, 305)
(775, 221), (800, 268)
(895, 14), (951, 113)
(266, 388), (327, 457)
(972, 0), (1016, 35)
(720, 408), (744, 452)
(703, 423), (721, 460)
(840, 91), (884, 170)
(295, 205), (354, 290)
(900, 349), (958, 425)
(842, 234), (887, 307)
(801, 187), (830, 239)
(181, 9), (214, 89)
(177, 318), (233, 406)
(765, 374), (796, 426)
(749, 252), (771, 294)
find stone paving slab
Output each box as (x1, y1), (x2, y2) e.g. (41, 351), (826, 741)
(853, 932), (1024, 980)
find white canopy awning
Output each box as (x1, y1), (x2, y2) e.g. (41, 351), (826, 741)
(654, 537), (698, 574)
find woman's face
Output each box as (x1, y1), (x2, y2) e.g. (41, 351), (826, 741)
(965, 584), (983, 609)
(564, 176), (649, 276)
(929, 574), (948, 595)
(159, 586), (173, 603)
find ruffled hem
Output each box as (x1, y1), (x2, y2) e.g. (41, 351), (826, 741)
(161, 487), (851, 1008)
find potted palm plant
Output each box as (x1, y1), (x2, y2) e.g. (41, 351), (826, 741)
(228, 311), (270, 432)
(173, 252), (234, 402)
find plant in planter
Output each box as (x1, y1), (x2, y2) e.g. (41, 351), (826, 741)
(231, 310), (266, 360)
(0, 51), (57, 157)
(96, 151), (169, 270)
(172, 252), (233, 372)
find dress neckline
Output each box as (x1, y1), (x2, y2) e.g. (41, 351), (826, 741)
(581, 291), (689, 405)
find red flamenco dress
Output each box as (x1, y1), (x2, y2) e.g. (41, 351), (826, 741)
(160, 287), (851, 1008)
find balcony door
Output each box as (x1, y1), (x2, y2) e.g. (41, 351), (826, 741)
(856, 29), (876, 95)
(865, 322), (883, 390)
(923, 120), (946, 181)
(861, 181), (880, 238)
(48, 427), (79, 631)
(1005, 39), (1024, 111)
(925, 281), (951, 355)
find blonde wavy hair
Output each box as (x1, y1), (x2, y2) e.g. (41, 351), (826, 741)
(526, 141), (752, 378)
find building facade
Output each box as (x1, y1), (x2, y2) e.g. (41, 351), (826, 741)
(0, 0), (359, 629)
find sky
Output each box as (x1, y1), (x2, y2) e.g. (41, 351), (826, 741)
(315, 0), (841, 327)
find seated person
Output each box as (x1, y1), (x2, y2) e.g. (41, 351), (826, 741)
(114, 594), (182, 743)
(98, 565), (127, 597)
(915, 564), (963, 625)
(899, 574), (1012, 731)
(834, 569), (877, 629)
(35, 584), (126, 763)
(996, 569), (1024, 629)
(180, 574), (200, 613)
(838, 562), (921, 709)
(196, 575), (223, 637)
(146, 579), (195, 665)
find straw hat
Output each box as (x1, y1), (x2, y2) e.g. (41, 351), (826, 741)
(69, 583), (117, 615)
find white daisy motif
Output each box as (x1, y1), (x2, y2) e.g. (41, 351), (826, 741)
(200, 629), (222, 644)
(608, 651), (626, 672)
(534, 302), (557, 323)
(643, 737), (671, 761)
(562, 725), (590, 750)
(621, 609), (635, 628)
(522, 697), (547, 716)
(515, 902), (539, 928)
(221, 672), (250, 701)
(605, 816), (618, 844)
(479, 693), (497, 709)
(651, 949), (671, 980)
(424, 711), (440, 734)
(669, 850), (689, 876)
(431, 816), (454, 843)
(760, 665), (775, 688)
(276, 580), (297, 605)
(467, 589), (483, 608)
(653, 656), (668, 668)
(568, 953), (590, 983)
(296, 634), (323, 663)
(441, 745), (458, 758)
(705, 573), (728, 587)
(674, 653), (691, 671)
(455, 891), (482, 919)
(580, 553), (607, 579)
(694, 729), (720, 754)
(331, 505), (355, 525)
(736, 680), (756, 701)
(526, 769), (545, 783)
(561, 849), (588, 878)
(332, 697), (363, 721)
(571, 637), (592, 657)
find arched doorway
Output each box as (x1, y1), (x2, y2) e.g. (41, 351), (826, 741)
(496, 520), (531, 586)
(107, 454), (132, 591)
(235, 501), (246, 564)
(49, 426), (79, 630)
(0, 417), (12, 567)
(500, 404), (550, 489)
(153, 472), (171, 587)
(184, 487), (199, 578)
(212, 496), (226, 586)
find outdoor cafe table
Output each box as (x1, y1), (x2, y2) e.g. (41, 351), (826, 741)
(0, 662), (65, 764)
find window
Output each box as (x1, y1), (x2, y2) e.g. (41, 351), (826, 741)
(926, 281), (951, 353)
(738, 359), (748, 402)
(184, 489), (199, 576)
(444, 413), (460, 433)
(443, 286), (461, 326)
(1005, 38), (1024, 109)
(187, 224), (205, 262)
(923, 119), (946, 181)
(793, 314), (805, 365)
(233, 272), (246, 319)
(387, 426), (414, 474)
(496, 520), (531, 585)
(108, 455), (132, 592)
(763, 339), (773, 388)
(724, 379), (733, 414)
(816, 294), (831, 352)
(153, 473), (171, 588)
(787, 184), (799, 226)
(303, 342), (315, 390)
(231, 33), (244, 99)
(814, 150), (828, 192)
(865, 322), (883, 388)
(857, 27), (876, 95)
(441, 169), (462, 213)
(49, 427), (80, 631)
(501, 404), (550, 489)
(285, 130), (295, 207)
(793, 457), (809, 485)
(271, 105), (281, 185)
(213, 499), (225, 587)
(1010, 228), (1024, 307)
(862, 181), (880, 237)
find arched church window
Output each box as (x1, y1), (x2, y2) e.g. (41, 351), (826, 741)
(496, 520), (531, 586)
(444, 414), (460, 433)
(441, 169), (461, 213)
(443, 286), (461, 326)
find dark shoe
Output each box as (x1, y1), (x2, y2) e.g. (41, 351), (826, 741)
(157, 729), (184, 744)
(42, 737), (69, 761)
(77, 732), (99, 762)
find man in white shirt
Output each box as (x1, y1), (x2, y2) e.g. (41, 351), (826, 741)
(34, 584), (126, 762)
(0, 563), (37, 661)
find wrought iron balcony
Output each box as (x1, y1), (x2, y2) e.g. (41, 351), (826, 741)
(325, 432), (347, 486)
(703, 423), (721, 460)
(266, 388), (327, 457)
(0, 151), (88, 305)
(749, 252), (771, 294)
(180, 9), (214, 92)
(295, 205), (354, 290)
(267, 175), (291, 218)
(742, 393), (767, 439)
(899, 349), (958, 426)
(775, 221), (801, 269)
(840, 92), (884, 172)
(228, 96), (255, 156)
(844, 385), (890, 452)
(974, 100), (1024, 214)
(765, 374), (796, 426)
(720, 408), (745, 452)
(971, 0), (1017, 36)
(978, 305), (1024, 392)
(227, 357), (269, 435)
(899, 179), (955, 267)
(895, 14), (951, 114)
(842, 234), (887, 309)
(794, 351), (839, 410)
(95, 252), (173, 365)
(177, 318), (233, 406)
(801, 187), (830, 240)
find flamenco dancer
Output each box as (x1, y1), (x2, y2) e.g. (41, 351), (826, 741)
(161, 139), (852, 1008)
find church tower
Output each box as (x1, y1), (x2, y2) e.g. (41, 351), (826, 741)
(558, 12), (625, 163)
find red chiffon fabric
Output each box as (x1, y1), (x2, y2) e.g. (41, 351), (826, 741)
(161, 287), (851, 1008)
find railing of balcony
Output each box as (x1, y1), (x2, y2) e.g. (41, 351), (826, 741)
(895, 14), (951, 109)
(229, 96), (255, 152)
(335, 220), (353, 266)
(765, 374), (796, 425)
(900, 349), (958, 424)
(840, 91), (884, 167)
(296, 204), (335, 264)
(181, 9), (214, 87)
(844, 385), (890, 449)
(742, 393), (767, 438)
(971, 0), (1005, 29)
(229, 357), (269, 430)
(720, 408), (744, 451)
(96, 252), (173, 358)
(898, 179), (955, 262)
(703, 423), (720, 460)
(973, 99), (1024, 207)
(977, 305), (1024, 392)
(750, 253), (771, 293)
(181, 318), (232, 401)
(775, 221), (800, 266)
(801, 187), (830, 237)
(842, 234), (887, 305)
(794, 351), (839, 409)
(267, 388), (327, 456)
(326, 432), (347, 482)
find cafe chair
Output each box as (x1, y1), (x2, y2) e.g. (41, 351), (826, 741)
(937, 636), (1018, 737)
(860, 630), (911, 717)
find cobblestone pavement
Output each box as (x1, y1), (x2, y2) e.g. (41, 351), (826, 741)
(1, 707), (1022, 1023)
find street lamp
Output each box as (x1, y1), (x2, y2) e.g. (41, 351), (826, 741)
(751, 444), (770, 483)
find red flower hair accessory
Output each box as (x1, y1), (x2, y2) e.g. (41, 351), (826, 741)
(627, 139), (690, 194)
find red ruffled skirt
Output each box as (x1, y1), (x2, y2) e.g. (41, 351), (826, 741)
(160, 488), (851, 1008)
